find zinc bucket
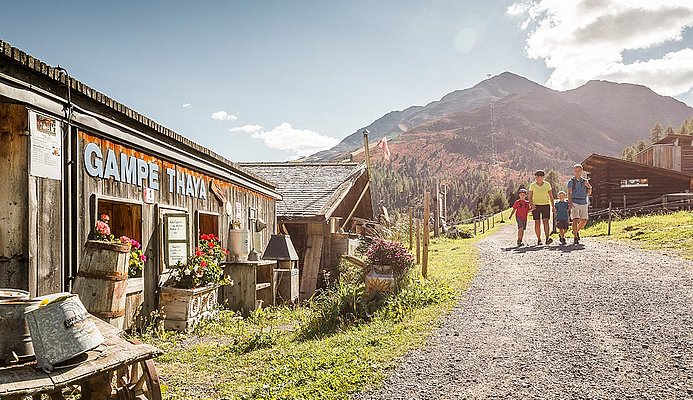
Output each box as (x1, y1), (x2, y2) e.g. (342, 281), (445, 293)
(24, 293), (104, 372)
(0, 297), (41, 364)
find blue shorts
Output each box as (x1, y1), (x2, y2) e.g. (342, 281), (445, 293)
(517, 218), (527, 230)
(556, 220), (570, 229)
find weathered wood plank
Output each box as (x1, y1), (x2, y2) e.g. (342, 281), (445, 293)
(300, 234), (323, 301)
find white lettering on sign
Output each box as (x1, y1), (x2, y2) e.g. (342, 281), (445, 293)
(83, 141), (209, 199)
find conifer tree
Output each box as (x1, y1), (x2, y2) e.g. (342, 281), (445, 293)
(651, 122), (663, 142)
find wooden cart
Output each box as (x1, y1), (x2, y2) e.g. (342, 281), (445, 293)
(0, 317), (163, 399)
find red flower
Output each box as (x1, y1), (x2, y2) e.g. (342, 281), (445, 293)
(195, 248), (204, 257)
(200, 260), (207, 267)
(208, 241), (215, 248)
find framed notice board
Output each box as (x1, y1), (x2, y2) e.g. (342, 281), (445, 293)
(164, 213), (190, 268)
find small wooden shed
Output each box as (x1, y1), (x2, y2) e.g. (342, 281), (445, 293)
(0, 40), (280, 328)
(582, 153), (693, 210)
(240, 162), (373, 299)
(635, 134), (693, 174)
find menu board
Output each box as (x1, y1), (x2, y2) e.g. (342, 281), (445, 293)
(29, 111), (62, 180)
(164, 213), (189, 268)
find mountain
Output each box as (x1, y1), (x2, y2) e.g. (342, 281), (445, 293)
(305, 73), (693, 218)
(309, 72), (692, 165)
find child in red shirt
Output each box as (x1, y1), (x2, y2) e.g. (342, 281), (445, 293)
(509, 188), (530, 246)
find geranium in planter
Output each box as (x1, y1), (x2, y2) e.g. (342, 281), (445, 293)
(119, 236), (147, 278)
(159, 234), (232, 331)
(364, 239), (414, 293)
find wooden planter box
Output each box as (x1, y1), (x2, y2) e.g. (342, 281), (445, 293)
(158, 284), (219, 332)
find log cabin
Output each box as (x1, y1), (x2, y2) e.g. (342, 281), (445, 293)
(581, 154), (693, 210)
(240, 162), (373, 299)
(0, 39), (280, 329)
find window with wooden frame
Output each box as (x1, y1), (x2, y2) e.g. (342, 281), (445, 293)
(96, 197), (144, 277)
(196, 211), (220, 244)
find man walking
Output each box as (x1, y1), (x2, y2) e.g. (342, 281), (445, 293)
(528, 170), (555, 245)
(567, 164), (592, 245)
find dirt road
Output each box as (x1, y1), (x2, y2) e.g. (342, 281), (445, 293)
(357, 225), (693, 399)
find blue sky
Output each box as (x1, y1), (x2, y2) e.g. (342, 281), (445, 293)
(2, 1), (692, 161)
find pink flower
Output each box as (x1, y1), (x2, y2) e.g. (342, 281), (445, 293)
(131, 240), (141, 249)
(140, 254), (148, 262)
(100, 214), (110, 222)
(119, 235), (131, 244)
(95, 220), (111, 236)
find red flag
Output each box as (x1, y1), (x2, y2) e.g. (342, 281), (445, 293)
(377, 136), (391, 161)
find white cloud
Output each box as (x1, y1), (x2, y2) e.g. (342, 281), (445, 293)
(508, 0), (693, 96)
(233, 122), (339, 157)
(182, 103), (192, 108)
(211, 111), (238, 121)
(229, 124), (263, 133)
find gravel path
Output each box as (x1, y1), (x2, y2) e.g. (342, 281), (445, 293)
(357, 225), (693, 399)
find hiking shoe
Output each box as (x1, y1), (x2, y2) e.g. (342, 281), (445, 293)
(574, 237), (579, 245)
(537, 239), (543, 246)
(546, 238), (553, 245)
(517, 239), (523, 246)
(560, 237), (566, 245)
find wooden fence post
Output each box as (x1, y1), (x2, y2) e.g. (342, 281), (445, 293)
(408, 207), (413, 250)
(474, 216), (477, 236)
(608, 201), (612, 236)
(433, 179), (440, 238)
(423, 192), (430, 278)
(623, 195), (626, 210)
(482, 215), (485, 234)
(416, 219), (421, 265)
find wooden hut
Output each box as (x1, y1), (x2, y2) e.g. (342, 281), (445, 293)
(240, 162), (373, 299)
(581, 154), (693, 210)
(0, 40), (280, 329)
(635, 134), (693, 174)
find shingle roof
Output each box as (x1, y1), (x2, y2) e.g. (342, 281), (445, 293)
(240, 162), (367, 219)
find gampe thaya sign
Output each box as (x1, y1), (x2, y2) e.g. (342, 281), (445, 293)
(82, 138), (208, 200)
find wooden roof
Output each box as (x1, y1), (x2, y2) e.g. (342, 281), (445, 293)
(582, 153), (693, 179)
(0, 39), (276, 195)
(240, 163), (368, 220)
(652, 134), (693, 145)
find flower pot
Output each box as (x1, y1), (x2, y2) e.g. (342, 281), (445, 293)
(158, 284), (219, 332)
(72, 240), (131, 329)
(365, 269), (395, 293)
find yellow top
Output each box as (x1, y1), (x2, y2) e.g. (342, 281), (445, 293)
(529, 181), (553, 205)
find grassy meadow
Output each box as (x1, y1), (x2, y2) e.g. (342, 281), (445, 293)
(135, 223), (504, 399)
(583, 211), (693, 259)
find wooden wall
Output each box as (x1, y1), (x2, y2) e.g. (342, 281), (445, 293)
(0, 103), (29, 291)
(585, 157), (693, 210)
(0, 102), (277, 317)
(76, 131), (276, 316)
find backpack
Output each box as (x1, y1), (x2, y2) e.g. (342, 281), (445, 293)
(570, 177), (586, 200)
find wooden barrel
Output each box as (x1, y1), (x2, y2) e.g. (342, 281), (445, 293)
(72, 240), (130, 329)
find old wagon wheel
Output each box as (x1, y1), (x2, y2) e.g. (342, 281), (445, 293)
(110, 340), (162, 400)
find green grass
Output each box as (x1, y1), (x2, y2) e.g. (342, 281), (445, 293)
(582, 211), (693, 259)
(136, 225), (503, 400)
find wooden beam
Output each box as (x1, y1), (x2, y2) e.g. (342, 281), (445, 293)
(340, 181), (371, 231)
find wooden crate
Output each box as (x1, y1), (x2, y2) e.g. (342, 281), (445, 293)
(158, 284), (219, 332)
